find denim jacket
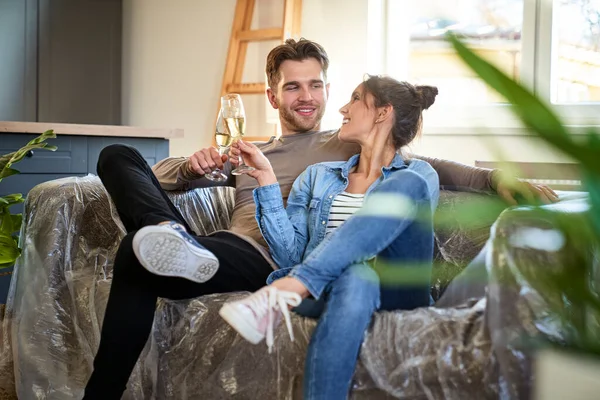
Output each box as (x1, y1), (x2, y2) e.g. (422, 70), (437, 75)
(253, 153), (439, 272)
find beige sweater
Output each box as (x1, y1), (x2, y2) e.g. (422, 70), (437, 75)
(152, 130), (495, 250)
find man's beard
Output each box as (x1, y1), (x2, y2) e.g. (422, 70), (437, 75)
(279, 104), (326, 133)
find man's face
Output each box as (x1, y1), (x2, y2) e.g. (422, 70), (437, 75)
(267, 59), (330, 134)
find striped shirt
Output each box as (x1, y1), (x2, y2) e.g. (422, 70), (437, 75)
(325, 192), (365, 235)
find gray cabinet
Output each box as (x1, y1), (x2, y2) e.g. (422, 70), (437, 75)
(0, 0), (38, 121)
(0, 0), (122, 124)
(0, 134), (168, 216)
(11, 134), (89, 174)
(38, 0), (122, 124)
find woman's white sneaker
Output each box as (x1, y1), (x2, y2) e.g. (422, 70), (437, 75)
(132, 222), (219, 283)
(219, 287), (302, 353)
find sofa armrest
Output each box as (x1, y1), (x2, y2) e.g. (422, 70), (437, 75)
(0, 175), (125, 398)
(483, 194), (591, 398)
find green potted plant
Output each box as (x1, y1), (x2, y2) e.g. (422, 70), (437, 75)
(447, 34), (600, 400)
(0, 130), (57, 270)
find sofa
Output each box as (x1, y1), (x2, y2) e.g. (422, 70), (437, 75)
(0, 175), (589, 399)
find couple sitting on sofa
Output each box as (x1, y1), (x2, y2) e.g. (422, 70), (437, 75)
(83, 39), (557, 400)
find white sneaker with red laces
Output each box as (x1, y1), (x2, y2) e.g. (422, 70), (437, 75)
(219, 287), (302, 353)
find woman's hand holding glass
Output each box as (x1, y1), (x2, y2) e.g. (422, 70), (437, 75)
(229, 140), (277, 186)
(222, 93), (255, 175)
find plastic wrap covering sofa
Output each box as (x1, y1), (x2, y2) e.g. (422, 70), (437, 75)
(0, 175), (589, 399)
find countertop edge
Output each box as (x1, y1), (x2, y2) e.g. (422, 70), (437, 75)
(0, 121), (184, 139)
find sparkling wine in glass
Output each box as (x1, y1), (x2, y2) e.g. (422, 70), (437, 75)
(205, 110), (229, 182)
(222, 93), (255, 175)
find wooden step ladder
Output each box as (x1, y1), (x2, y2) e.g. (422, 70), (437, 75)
(218, 0), (302, 140)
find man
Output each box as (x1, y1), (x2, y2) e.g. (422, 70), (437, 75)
(84, 38), (556, 399)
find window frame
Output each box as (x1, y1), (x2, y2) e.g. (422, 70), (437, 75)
(370, 0), (600, 132)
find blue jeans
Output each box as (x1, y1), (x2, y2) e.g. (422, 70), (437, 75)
(286, 174), (436, 400)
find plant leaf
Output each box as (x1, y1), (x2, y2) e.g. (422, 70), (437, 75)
(0, 167), (20, 181)
(3, 130), (58, 166)
(583, 171), (600, 238)
(0, 234), (20, 264)
(0, 130), (57, 183)
(0, 215), (12, 235)
(447, 33), (600, 174)
(10, 143), (57, 165)
(0, 210), (22, 235)
(434, 195), (507, 229)
(0, 194), (24, 206)
(25, 129), (56, 145)
(10, 214), (22, 234)
(0, 261), (15, 269)
(0, 130), (56, 266)
(445, 34), (600, 359)
(0, 130), (57, 172)
(0, 151), (17, 175)
(28, 129), (56, 144)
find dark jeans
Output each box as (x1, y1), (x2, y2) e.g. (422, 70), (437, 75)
(83, 144), (273, 399)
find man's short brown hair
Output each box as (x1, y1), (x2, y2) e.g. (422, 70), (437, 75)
(265, 38), (329, 89)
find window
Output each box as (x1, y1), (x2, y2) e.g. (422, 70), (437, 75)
(551, 0), (600, 104)
(370, 0), (600, 126)
(405, 0), (523, 106)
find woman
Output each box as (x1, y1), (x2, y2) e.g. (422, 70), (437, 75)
(220, 75), (440, 399)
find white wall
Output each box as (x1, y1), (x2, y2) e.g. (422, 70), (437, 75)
(122, 0), (235, 157)
(301, 0), (370, 130)
(121, 0), (369, 157)
(121, 0), (578, 165)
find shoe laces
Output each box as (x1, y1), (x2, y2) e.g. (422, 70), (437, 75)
(248, 287), (302, 353)
(167, 222), (202, 247)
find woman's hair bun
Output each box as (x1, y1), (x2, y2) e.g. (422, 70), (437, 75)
(416, 85), (438, 110)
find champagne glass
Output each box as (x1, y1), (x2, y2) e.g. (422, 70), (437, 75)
(222, 93), (255, 175)
(205, 110), (229, 182)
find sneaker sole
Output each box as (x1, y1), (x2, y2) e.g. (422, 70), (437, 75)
(219, 304), (264, 344)
(132, 226), (219, 283)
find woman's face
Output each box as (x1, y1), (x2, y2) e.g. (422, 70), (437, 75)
(338, 84), (379, 144)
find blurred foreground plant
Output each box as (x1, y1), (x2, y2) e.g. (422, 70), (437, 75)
(447, 34), (600, 356)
